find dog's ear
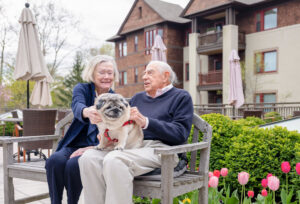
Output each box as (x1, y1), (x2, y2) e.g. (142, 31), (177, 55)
(121, 98), (128, 107)
(96, 99), (106, 110)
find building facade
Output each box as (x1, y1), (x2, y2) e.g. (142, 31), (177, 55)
(108, 0), (190, 98)
(182, 0), (300, 105)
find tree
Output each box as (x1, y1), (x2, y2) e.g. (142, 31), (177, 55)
(54, 52), (85, 107)
(89, 43), (115, 57)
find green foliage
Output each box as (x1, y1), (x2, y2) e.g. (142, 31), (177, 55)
(54, 52), (84, 107)
(233, 116), (266, 127)
(264, 111), (283, 123)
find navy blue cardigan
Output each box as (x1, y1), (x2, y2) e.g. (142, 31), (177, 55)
(56, 83), (113, 151)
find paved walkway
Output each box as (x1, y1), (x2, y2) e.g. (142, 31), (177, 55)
(0, 145), (84, 203)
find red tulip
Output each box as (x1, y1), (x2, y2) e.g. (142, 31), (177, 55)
(261, 178), (268, 188)
(220, 168), (228, 177)
(268, 176), (280, 191)
(213, 170), (220, 178)
(247, 190), (254, 198)
(296, 163), (300, 175)
(261, 189), (268, 197)
(208, 171), (213, 178)
(208, 176), (219, 188)
(238, 172), (250, 185)
(267, 173), (273, 178)
(281, 161), (291, 173)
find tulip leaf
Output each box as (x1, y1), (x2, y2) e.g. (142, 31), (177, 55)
(226, 197), (239, 204)
(281, 189), (287, 204)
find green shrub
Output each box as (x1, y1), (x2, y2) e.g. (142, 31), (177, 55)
(0, 122), (15, 136)
(233, 116), (265, 127)
(264, 111), (282, 123)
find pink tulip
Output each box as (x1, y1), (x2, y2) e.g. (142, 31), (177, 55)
(213, 170), (220, 178)
(261, 189), (268, 197)
(208, 172), (213, 178)
(247, 190), (254, 198)
(268, 176), (280, 191)
(281, 161), (291, 173)
(220, 168), (228, 177)
(238, 172), (250, 185)
(296, 163), (300, 175)
(261, 178), (268, 188)
(208, 176), (219, 188)
(267, 173), (273, 178)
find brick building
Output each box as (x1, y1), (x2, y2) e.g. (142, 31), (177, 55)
(107, 0), (190, 98)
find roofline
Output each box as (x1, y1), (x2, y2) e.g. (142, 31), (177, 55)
(180, 0), (194, 17)
(116, 0), (139, 35)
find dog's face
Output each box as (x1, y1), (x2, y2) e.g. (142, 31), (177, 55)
(95, 93), (129, 122)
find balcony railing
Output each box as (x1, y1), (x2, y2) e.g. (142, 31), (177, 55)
(199, 71), (222, 85)
(194, 102), (300, 119)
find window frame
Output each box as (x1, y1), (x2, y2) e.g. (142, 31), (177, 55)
(254, 49), (278, 74)
(255, 7), (278, 32)
(134, 35), (138, 52)
(119, 71), (128, 86)
(134, 67), (138, 83)
(144, 28), (164, 55)
(119, 41), (127, 57)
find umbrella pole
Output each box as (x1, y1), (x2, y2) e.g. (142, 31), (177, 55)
(27, 80), (30, 109)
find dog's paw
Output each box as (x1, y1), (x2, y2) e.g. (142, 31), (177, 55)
(114, 146), (124, 151)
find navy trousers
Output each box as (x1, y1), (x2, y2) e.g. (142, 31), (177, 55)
(45, 147), (82, 204)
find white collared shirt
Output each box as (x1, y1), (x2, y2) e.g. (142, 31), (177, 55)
(143, 84), (173, 129)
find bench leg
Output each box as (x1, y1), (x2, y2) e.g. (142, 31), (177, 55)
(3, 143), (15, 204)
(198, 182), (208, 204)
(160, 154), (174, 204)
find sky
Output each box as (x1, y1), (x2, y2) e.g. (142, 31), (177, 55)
(1, 0), (190, 74)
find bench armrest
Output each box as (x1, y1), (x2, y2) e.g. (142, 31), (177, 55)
(0, 135), (60, 144)
(154, 141), (209, 155)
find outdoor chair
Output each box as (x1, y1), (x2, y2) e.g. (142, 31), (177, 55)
(243, 110), (263, 119)
(18, 109), (57, 162)
(293, 111), (300, 117)
(0, 112), (212, 204)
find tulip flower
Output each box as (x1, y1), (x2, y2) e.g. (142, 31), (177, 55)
(208, 171), (213, 178)
(238, 172), (250, 185)
(261, 178), (268, 188)
(261, 189), (268, 197)
(213, 170), (220, 178)
(268, 176), (280, 204)
(238, 172), (250, 203)
(296, 163), (300, 175)
(247, 190), (254, 198)
(220, 168), (228, 177)
(281, 161), (291, 173)
(208, 176), (219, 188)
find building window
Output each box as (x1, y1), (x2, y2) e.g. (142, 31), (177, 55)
(255, 50), (277, 73)
(134, 67), (138, 83)
(185, 63), (189, 81)
(145, 28), (163, 54)
(139, 7), (142, 19)
(256, 8), (277, 31)
(119, 41), (127, 57)
(184, 29), (191, 46)
(214, 59), (222, 71)
(134, 36), (138, 52)
(255, 93), (276, 112)
(119, 71), (127, 86)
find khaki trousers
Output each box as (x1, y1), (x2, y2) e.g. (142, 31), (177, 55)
(78, 140), (178, 204)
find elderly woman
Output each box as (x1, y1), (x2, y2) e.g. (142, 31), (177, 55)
(45, 55), (118, 204)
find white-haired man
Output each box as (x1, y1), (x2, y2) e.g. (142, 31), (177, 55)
(79, 61), (194, 204)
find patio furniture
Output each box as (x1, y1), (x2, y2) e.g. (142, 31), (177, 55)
(243, 110), (263, 119)
(18, 109), (57, 162)
(293, 111), (300, 117)
(0, 113), (212, 204)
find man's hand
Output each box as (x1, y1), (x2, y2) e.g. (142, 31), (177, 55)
(83, 106), (102, 124)
(70, 146), (94, 158)
(130, 107), (146, 128)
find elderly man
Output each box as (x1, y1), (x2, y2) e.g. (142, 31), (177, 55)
(78, 61), (193, 204)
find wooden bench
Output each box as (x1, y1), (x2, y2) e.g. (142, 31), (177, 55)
(0, 112), (212, 204)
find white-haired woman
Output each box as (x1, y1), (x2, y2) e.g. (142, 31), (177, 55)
(45, 55), (118, 204)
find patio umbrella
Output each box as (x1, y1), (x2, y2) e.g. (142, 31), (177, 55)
(151, 35), (167, 62)
(29, 73), (53, 107)
(229, 49), (244, 109)
(14, 4), (52, 108)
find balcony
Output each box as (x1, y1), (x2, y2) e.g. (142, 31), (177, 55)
(198, 71), (222, 91)
(197, 31), (245, 55)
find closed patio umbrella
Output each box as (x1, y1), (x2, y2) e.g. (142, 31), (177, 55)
(30, 73), (53, 107)
(229, 49), (244, 109)
(151, 35), (167, 62)
(14, 3), (53, 108)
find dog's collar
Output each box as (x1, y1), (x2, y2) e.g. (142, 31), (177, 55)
(104, 120), (135, 143)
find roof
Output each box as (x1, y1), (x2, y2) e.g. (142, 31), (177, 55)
(181, 0), (269, 17)
(260, 116), (300, 133)
(107, 0), (190, 42)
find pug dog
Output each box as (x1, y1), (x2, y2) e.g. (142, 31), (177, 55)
(94, 93), (143, 151)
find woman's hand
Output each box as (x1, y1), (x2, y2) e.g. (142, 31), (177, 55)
(83, 106), (102, 124)
(70, 146), (94, 158)
(130, 107), (146, 128)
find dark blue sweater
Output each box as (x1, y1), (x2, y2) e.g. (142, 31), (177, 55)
(130, 87), (193, 146)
